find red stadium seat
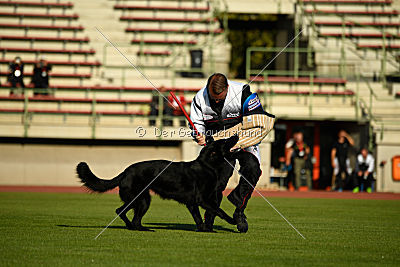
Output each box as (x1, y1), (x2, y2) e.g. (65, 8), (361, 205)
(0, 95), (153, 104)
(0, 47), (95, 55)
(120, 16), (216, 23)
(0, 1), (73, 8)
(0, 108), (145, 116)
(305, 9), (399, 16)
(0, 84), (200, 92)
(250, 76), (347, 84)
(320, 32), (400, 38)
(136, 50), (171, 56)
(131, 39), (197, 45)
(0, 23), (84, 32)
(0, 35), (89, 43)
(0, 59), (101, 67)
(114, 4), (209, 12)
(0, 71), (91, 79)
(314, 21), (400, 27)
(126, 27), (223, 34)
(258, 89), (354, 96)
(0, 11), (79, 20)
(302, 0), (392, 4)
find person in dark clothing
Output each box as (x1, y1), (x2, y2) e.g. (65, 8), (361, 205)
(286, 131), (311, 190)
(331, 130), (354, 192)
(168, 90), (187, 127)
(31, 58), (52, 96)
(190, 73), (275, 232)
(353, 147), (375, 193)
(8, 56), (25, 95)
(149, 86), (173, 126)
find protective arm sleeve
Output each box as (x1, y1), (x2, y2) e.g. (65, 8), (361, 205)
(189, 96), (205, 135)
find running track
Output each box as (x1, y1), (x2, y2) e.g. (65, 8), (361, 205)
(0, 186), (399, 200)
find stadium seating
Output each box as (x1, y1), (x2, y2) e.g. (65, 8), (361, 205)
(0, 0), (99, 89)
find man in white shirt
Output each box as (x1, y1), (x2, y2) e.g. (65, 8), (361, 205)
(353, 147), (375, 193)
(190, 73), (275, 232)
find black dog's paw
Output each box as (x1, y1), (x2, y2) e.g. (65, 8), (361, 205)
(236, 221), (248, 233)
(196, 224), (208, 232)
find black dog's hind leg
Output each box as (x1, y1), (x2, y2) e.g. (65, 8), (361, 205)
(131, 192), (153, 231)
(116, 203), (134, 230)
(186, 204), (208, 232)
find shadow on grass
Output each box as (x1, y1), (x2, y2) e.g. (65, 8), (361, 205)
(57, 223), (236, 233)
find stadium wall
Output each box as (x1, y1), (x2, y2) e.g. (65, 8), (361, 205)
(0, 139), (272, 188)
(376, 134), (400, 193)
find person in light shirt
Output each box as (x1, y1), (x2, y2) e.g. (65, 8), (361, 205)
(353, 147), (375, 193)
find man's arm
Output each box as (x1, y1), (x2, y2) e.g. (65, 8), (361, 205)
(241, 84), (252, 107)
(190, 96), (206, 145)
(331, 148), (337, 168)
(367, 155), (375, 174)
(286, 148), (293, 166)
(344, 131), (355, 146)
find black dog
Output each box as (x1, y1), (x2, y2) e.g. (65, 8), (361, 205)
(77, 136), (244, 232)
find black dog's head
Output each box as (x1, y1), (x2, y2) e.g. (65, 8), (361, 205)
(198, 135), (239, 165)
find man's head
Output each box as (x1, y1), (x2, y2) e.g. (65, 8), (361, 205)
(293, 131), (304, 143)
(361, 147), (368, 158)
(207, 73), (228, 103)
(337, 129), (347, 143)
(14, 57), (21, 64)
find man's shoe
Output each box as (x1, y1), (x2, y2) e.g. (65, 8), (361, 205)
(353, 187), (359, 193)
(366, 187), (372, 193)
(233, 210), (248, 233)
(338, 188), (343, 192)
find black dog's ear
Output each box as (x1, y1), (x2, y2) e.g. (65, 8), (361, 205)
(224, 135), (239, 150)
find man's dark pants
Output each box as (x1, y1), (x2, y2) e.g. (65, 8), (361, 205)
(204, 151), (261, 232)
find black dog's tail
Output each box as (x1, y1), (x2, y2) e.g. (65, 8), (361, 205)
(76, 162), (124, 193)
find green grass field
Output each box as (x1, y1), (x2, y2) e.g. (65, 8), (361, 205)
(0, 192), (399, 266)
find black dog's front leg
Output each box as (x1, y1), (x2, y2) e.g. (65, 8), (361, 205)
(204, 191), (224, 231)
(186, 204), (207, 232)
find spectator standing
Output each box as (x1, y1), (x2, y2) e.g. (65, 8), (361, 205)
(285, 131), (312, 190)
(149, 87), (173, 126)
(331, 130), (354, 192)
(168, 90), (187, 127)
(353, 147), (375, 193)
(31, 58), (52, 96)
(8, 57), (25, 95)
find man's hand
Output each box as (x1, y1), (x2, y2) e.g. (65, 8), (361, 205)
(196, 133), (206, 146)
